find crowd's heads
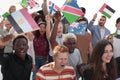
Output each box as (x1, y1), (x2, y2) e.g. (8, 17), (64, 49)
(63, 33), (77, 53)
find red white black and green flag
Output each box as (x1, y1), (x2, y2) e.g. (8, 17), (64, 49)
(99, 3), (115, 18)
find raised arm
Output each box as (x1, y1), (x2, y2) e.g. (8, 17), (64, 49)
(87, 13), (97, 31)
(50, 11), (61, 49)
(45, 15), (51, 39)
(0, 34), (13, 48)
(42, 0), (49, 16)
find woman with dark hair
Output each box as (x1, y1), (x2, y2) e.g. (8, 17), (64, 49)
(32, 22), (50, 80)
(83, 39), (117, 80)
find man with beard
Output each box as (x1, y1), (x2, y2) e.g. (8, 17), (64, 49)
(0, 35), (32, 80)
(87, 13), (111, 47)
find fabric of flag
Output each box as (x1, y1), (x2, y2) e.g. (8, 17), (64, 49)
(2, 12), (10, 18)
(61, 0), (84, 24)
(49, 1), (60, 15)
(99, 3), (115, 18)
(68, 22), (87, 35)
(7, 8), (39, 34)
(21, 0), (28, 8)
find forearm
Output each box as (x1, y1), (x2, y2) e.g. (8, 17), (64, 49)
(50, 20), (59, 49)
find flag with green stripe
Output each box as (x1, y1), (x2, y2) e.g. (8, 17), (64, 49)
(99, 3), (115, 18)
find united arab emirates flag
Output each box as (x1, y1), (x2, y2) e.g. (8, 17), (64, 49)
(99, 3), (115, 18)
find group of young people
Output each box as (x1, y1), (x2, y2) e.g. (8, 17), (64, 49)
(0, 0), (120, 80)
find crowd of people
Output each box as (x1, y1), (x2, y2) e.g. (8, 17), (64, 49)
(0, 0), (120, 80)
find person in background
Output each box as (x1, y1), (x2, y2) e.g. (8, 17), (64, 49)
(83, 39), (117, 80)
(8, 5), (16, 14)
(24, 32), (35, 72)
(0, 35), (32, 80)
(36, 45), (76, 80)
(87, 13), (111, 47)
(76, 17), (92, 64)
(63, 33), (82, 79)
(0, 19), (16, 53)
(77, 7), (88, 24)
(33, 22), (50, 80)
(106, 17), (120, 78)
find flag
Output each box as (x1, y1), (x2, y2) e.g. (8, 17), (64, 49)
(49, 1), (60, 15)
(68, 22), (87, 35)
(21, 0), (28, 8)
(2, 12), (10, 18)
(61, 0), (84, 24)
(99, 3), (115, 18)
(7, 8), (39, 34)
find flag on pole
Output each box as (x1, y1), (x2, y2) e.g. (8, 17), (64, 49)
(7, 8), (39, 34)
(2, 12), (10, 18)
(99, 3), (115, 18)
(61, 0), (84, 24)
(48, 1), (60, 15)
(21, 0), (28, 8)
(68, 22), (87, 35)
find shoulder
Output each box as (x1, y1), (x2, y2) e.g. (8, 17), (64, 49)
(83, 67), (93, 80)
(27, 54), (33, 62)
(40, 62), (53, 71)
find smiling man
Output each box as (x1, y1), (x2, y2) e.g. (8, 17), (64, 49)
(0, 35), (32, 80)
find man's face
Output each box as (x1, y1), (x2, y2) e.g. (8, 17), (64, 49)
(98, 17), (106, 26)
(13, 38), (28, 58)
(54, 52), (68, 68)
(64, 38), (76, 53)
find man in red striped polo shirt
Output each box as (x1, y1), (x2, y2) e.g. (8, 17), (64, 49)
(36, 45), (76, 80)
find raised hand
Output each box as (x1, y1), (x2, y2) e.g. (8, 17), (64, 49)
(53, 11), (61, 22)
(0, 34), (13, 47)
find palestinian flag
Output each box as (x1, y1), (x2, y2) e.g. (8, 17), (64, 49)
(99, 3), (115, 18)
(61, 0), (83, 24)
(7, 8), (39, 34)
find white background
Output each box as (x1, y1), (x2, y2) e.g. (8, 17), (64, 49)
(0, 0), (120, 33)
(0, 0), (120, 79)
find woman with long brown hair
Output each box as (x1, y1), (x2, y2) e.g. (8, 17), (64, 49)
(83, 39), (117, 80)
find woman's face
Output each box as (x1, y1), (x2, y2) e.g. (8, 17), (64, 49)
(39, 24), (46, 35)
(57, 23), (63, 36)
(102, 44), (113, 64)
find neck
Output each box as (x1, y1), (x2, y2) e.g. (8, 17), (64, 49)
(53, 64), (64, 73)
(100, 26), (105, 29)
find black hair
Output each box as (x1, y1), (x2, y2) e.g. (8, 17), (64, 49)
(116, 17), (120, 24)
(13, 35), (28, 46)
(34, 14), (46, 24)
(81, 7), (86, 13)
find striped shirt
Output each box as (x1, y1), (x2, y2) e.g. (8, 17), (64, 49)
(36, 62), (76, 80)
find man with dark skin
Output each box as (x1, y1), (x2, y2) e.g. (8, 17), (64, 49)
(0, 35), (32, 80)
